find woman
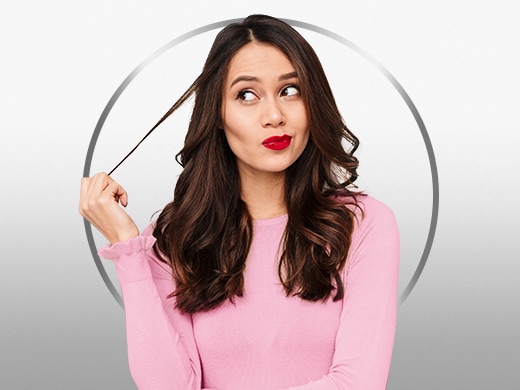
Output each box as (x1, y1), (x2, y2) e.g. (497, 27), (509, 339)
(80, 15), (399, 390)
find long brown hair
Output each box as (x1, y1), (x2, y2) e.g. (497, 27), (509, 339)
(153, 15), (361, 313)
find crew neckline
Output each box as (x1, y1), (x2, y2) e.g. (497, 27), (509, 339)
(252, 213), (288, 227)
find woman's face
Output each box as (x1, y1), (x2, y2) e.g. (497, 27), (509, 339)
(221, 42), (309, 180)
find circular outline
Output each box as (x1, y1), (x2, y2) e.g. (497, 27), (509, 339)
(83, 18), (439, 308)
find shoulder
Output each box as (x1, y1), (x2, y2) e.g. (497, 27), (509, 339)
(354, 194), (398, 241)
(355, 195), (397, 228)
(326, 192), (401, 285)
(330, 191), (397, 229)
(339, 194), (399, 276)
(331, 191), (399, 254)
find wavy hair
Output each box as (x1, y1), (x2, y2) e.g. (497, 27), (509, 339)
(153, 14), (361, 313)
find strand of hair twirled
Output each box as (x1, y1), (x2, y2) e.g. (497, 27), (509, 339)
(108, 77), (198, 176)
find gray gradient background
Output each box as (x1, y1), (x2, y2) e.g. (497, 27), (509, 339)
(1, 1), (518, 389)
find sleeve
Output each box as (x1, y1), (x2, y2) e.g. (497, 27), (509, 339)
(98, 224), (203, 390)
(283, 197), (400, 390)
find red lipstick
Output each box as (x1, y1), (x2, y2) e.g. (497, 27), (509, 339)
(262, 134), (292, 150)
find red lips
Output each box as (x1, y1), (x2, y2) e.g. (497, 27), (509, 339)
(262, 134), (292, 150)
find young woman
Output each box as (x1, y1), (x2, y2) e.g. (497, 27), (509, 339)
(80, 15), (399, 390)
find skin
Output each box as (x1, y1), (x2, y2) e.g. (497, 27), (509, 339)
(79, 173), (138, 244)
(221, 42), (309, 219)
(80, 42), (310, 242)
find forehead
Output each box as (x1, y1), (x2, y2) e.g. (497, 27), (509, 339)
(225, 42), (296, 82)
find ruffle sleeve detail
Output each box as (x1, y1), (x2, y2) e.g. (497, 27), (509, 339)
(98, 234), (159, 285)
(98, 235), (157, 259)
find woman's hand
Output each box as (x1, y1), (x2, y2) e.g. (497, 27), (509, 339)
(79, 172), (139, 244)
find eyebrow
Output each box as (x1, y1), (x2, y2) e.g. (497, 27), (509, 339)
(229, 71), (298, 88)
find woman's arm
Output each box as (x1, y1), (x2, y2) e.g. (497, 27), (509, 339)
(99, 227), (203, 390)
(80, 173), (202, 389)
(283, 197), (400, 390)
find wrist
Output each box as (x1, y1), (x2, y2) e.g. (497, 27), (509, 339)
(108, 226), (139, 245)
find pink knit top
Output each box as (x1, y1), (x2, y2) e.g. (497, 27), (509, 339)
(99, 195), (399, 389)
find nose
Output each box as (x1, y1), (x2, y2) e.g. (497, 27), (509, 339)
(262, 98), (286, 128)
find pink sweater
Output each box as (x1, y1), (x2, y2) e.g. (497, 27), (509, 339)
(99, 195), (399, 390)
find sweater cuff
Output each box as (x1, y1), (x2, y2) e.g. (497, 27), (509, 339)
(98, 235), (157, 259)
(98, 235), (158, 284)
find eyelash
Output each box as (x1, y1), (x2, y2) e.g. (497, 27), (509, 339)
(236, 84), (301, 101)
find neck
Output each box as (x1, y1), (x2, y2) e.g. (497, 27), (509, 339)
(239, 169), (286, 220)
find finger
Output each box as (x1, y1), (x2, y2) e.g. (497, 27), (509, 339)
(90, 172), (112, 194)
(80, 177), (90, 201)
(79, 173), (112, 215)
(118, 188), (129, 207)
(103, 180), (129, 207)
(86, 173), (117, 206)
(113, 181), (129, 207)
(79, 177), (91, 216)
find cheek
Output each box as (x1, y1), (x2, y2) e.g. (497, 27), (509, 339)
(223, 124), (244, 145)
(297, 131), (310, 156)
(221, 107), (238, 136)
(222, 125), (250, 159)
(222, 110), (254, 144)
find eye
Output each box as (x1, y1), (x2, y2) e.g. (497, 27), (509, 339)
(237, 90), (258, 102)
(281, 85), (300, 97)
